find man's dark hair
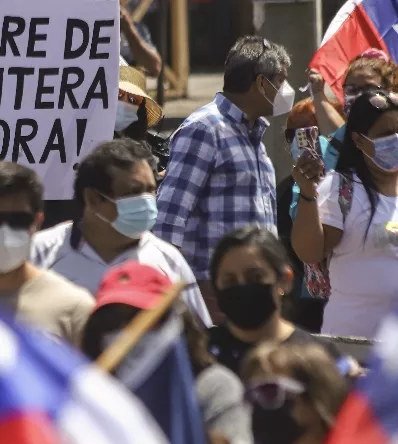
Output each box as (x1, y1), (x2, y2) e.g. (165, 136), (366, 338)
(74, 138), (157, 209)
(0, 161), (43, 213)
(223, 36), (291, 94)
(70, 139), (156, 249)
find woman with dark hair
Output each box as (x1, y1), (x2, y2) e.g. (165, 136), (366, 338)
(82, 261), (252, 444)
(207, 227), (350, 377)
(292, 90), (398, 338)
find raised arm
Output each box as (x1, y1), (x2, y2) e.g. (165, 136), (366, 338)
(309, 69), (345, 136)
(120, 7), (162, 77)
(291, 157), (343, 264)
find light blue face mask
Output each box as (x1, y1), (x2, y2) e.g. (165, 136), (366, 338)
(97, 193), (158, 239)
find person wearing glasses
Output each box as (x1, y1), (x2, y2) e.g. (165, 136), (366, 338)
(292, 90), (398, 339)
(115, 64), (169, 181)
(0, 162), (94, 346)
(154, 36), (294, 324)
(207, 226), (352, 378)
(307, 49), (398, 154)
(242, 342), (348, 444)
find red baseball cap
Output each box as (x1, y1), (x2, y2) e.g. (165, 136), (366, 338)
(95, 261), (173, 311)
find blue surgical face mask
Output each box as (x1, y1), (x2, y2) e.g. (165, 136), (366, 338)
(97, 193), (158, 239)
(362, 133), (398, 171)
(115, 101), (139, 132)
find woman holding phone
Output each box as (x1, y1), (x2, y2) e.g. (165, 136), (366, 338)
(292, 90), (398, 338)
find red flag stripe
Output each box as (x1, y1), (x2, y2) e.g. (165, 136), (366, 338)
(0, 412), (60, 444)
(310, 2), (389, 102)
(326, 392), (388, 444)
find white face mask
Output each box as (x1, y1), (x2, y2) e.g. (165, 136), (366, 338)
(263, 79), (295, 117)
(115, 101), (139, 132)
(0, 225), (31, 273)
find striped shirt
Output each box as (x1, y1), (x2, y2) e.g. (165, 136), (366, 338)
(153, 93), (277, 280)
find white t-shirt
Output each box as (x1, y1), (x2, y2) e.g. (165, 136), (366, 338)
(318, 171), (398, 339)
(30, 222), (212, 327)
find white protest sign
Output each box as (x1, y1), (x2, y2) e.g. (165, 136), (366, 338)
(0, 0), (119, 199)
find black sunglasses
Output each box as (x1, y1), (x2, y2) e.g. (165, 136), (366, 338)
(0, 212), (35, 230)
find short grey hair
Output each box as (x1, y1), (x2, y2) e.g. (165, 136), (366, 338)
(224, 36), (291, 93)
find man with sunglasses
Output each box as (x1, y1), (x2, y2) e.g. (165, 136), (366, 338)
(0, 162), (94, 346)
(154, 36), (294, 323)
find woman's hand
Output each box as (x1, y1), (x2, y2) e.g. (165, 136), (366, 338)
(308, 69), (325, 95)
(292, 156), (324, 200)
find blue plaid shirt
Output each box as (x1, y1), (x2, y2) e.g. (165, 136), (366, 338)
(153, 93), (277, 280)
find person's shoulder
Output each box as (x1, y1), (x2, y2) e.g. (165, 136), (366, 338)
(199, 363), (243, 390)
(172, 99), (228, 139)
(31, 222), (73, 266)
(32, 222), (72, 249)
(287, 328), (342, 360)
(197, 363), (244, 400)
(143, 232), (187, 264)
(35, 269), (94, 305)
(286, 327), (315, 345)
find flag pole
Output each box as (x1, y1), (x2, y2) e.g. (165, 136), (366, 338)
(96, 281), (186, 373)
(314, 0), (323, 49)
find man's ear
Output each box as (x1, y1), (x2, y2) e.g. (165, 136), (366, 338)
(255, 74), (265, 92)
(280, 265), (294, 295)
(30, 212), (44, 234)
(84, 188), (103, 210)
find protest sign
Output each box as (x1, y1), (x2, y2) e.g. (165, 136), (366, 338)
(0, 0), (119, 199)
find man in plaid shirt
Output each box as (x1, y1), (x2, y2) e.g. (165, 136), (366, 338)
(154, 36), (294, 322)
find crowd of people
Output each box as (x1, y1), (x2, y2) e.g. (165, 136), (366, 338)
(2, 4), (398, 442)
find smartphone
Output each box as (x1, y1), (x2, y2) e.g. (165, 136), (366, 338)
(295, 126), (322, 161)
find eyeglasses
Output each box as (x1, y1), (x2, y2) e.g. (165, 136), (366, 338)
(245, 376), (305, 410)
(285, 128), (296, 144)
(118, 90), (145, 107)
(368, 92), (398, 109)
(343, 84), (381, 96)
(0, 212), (35, 230)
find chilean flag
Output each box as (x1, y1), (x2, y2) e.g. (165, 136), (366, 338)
(326, 309), (398, 444)
(0, 312), (168, 444)
(310, 0), (398, 102)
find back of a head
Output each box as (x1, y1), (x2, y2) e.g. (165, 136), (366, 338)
(73, 138), (156, 208)
(0, 161), (43, 213)
(223, 36), (291, 94)
(242, 342), (348, 430)
(210, 226), (289, 289)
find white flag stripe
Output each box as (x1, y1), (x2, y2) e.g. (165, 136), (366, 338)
(58, 365), (169, 444)
(322, 0), (364, 46)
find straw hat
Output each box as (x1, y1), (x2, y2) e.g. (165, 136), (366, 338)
(119, 66), (163, 128)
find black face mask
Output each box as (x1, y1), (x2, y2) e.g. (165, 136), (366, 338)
(217, 283), (277, 329)
(252, 399), (306, 444)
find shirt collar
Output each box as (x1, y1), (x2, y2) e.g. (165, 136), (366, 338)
(214, 92), (270, 130)
(69, 222), (150, 265)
